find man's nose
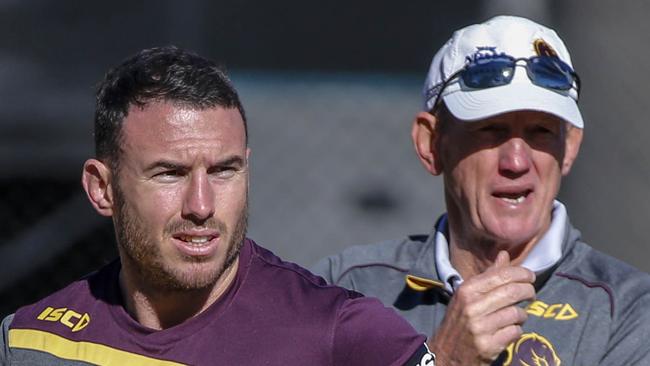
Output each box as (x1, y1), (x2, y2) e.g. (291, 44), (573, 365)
(182, 171), (215, 223)
(498, 137), (532, 178)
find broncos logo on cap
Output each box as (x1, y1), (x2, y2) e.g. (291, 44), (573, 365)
(502, 332), (561, 366)
(534, 39), (558, 58)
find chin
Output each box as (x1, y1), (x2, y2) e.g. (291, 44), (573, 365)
(168, 243), (242, 291)
(166, 268), (220, 291)
(485, 219), (542, 248)
(498, 230), (543, 254)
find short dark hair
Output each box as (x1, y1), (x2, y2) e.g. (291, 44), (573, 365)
(94, 46), (247, 169)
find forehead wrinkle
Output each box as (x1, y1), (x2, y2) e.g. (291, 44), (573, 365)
(121, 102), (246, 170)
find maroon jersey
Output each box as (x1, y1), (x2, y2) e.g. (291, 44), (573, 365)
(3, 239), (427, 365)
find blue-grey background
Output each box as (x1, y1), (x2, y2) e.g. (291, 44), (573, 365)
(1, 0), (648, 316)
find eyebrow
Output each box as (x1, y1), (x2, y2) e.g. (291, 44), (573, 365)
(216, 155), (246, 168)
(143, 161), (184, 173)
(143, 155), (246, 173)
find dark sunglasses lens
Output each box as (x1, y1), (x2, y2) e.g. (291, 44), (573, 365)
(461, 59), (515, 88)
(528, 57), (574, 90)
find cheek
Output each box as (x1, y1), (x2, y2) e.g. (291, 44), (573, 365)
(216, 180), (248, 212)
(540, 165), (563, 200)
(128, 184), (183, 227)
(449, 153), (494, 196)
(533, 153), (563, 186)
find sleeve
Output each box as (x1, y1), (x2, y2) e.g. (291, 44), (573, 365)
(599, 292), (650, 365)
(331, 295), (427, 366)
(0, 314), (14, 364)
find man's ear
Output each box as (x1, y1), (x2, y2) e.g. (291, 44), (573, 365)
(411, 111), (443, 176)
(81, 159), (115, 217)
(561, 126), (583, 176)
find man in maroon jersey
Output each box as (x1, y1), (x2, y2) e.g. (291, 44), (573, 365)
(0, 46), (435, 365)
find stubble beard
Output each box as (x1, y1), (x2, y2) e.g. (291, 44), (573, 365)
(113, 183), (248, 293)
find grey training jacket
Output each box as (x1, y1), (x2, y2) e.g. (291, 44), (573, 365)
(313, 217), (650, 365)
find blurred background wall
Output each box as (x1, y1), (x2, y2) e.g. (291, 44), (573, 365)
(1, 0), (648, 316)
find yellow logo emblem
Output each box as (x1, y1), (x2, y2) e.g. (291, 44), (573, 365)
(533, 39), (559, 58)
(526, 301), (578, 320)
(37, 307), (90, 332)
(503, 333), (561, 366)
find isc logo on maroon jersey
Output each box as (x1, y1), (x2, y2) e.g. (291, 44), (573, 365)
(36, 306), (91, 332)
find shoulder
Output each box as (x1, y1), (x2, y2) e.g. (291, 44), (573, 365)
(311, 235), (430, 286)
(247, 240), (365, 303)
(2, 272), (102, 365)
(555, 236), (650, 363)
(558, 240), (650, 294)
(556, 240), (650, 318)
(10, 262), (115, 332)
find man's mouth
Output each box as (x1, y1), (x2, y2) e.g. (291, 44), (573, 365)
(174, 234), (217, 245)
(494, 190), (532, 204)
(176, 235), (216, 245)
(172, 232), (220, 257)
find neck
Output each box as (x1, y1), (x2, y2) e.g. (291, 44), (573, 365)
(118, 258), (239, 330)
(446, 223), (539, 279)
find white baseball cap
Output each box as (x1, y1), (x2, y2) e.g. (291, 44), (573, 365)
(423, 15), (583, 128)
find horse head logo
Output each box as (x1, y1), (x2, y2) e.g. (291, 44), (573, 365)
(503, 332), (561, 366)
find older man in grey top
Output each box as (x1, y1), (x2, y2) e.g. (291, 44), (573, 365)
(314, 15), (650, 366)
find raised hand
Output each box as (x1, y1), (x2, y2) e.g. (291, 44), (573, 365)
(427, 251), (536, 365)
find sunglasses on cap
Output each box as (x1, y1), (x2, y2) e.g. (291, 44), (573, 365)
(430, 54), (581, 112)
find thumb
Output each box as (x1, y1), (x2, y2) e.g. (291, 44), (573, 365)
(493, 250), (537, 285)
(493, 250), (511, 268)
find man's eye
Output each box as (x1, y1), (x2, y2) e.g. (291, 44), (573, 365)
(212, 166), (237, 178)
(153, 170), (183, 181)
(159, 170), (180, 176)
(531, 125), (557, 136)
(208, 165), (240, 179)
(478, 125), (506, 134)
